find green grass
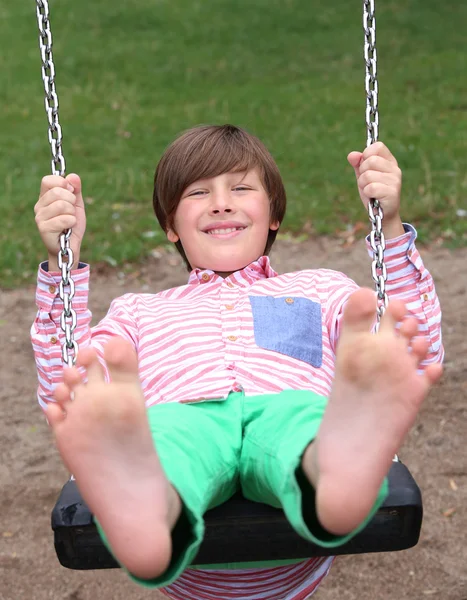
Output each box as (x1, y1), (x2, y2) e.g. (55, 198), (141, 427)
(1, 0), (466, 288)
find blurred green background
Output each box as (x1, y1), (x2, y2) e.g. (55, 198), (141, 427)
(1, 0), (466, 287)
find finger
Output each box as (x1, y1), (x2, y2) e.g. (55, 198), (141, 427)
(358, 171), (400, 190)
(66, 174), (81, 195)
(361, 141), (398, 164)
(40, 175), (74, 198)
(36, 198), (76, 220)
(36, 215), (78, 237)
(65, 174), (87, 213)
(347, 151), (363, 173)
(35, 188), (76, 213)
(361, 182), (394, 202)
(347, 152), (364, 183)
(359, 155), (400, 175)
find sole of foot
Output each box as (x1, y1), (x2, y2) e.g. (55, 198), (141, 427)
(306, 288), (442, 535)
(48, 336), (175, 580)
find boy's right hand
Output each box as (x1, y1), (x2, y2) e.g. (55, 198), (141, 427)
(34, 173), (86, 272)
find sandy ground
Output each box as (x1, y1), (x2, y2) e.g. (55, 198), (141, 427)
(1, 237), (466, 600)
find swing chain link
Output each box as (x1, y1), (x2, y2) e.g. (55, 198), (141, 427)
(36, 0), (77, 367)
(363, 0), (388, 327)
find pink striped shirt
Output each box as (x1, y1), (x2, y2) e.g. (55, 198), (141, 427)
(31, 225), (443, 600)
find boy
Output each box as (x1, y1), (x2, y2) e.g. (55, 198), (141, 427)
(32, 125), (443, 600)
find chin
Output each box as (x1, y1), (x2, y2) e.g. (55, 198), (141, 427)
(201, 257), (252, 273)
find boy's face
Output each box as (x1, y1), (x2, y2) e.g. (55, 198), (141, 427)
(167, 169), (279, 276)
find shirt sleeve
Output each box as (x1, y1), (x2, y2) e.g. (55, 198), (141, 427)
(31, 261), (139, 413)
(365, 223), (444, 367)
(326, 224), (443, 371)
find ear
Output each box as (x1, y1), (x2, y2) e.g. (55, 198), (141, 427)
(269, 220), (280, 231)
(167, 228), (179, 243)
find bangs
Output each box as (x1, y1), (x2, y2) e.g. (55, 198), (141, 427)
(167, 125), (264, 203)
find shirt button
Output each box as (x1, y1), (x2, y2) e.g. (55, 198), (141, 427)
(201, 273), (210, 282)
(225, 304), (234, 310)
(423, 293), (429, 302)
(227, 282), (234, 288)
(50, 336), (58, 344)
(285, 297), (294, 304)
(48, 285), (56, 294)
(227, 335), (238, 342)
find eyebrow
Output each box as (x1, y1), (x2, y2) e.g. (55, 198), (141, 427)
(185, 170), (252, 192)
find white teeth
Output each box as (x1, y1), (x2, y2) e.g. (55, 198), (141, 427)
(207, 227), (245, 235)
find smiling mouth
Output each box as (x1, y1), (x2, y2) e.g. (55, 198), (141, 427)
(205, 227), (246, 236)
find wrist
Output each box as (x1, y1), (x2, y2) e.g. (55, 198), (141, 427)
(47, 255), (59, 272)
(47, 253), (81, 272)
(382, 217), (405, 240)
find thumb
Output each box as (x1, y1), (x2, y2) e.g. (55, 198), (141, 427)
(347, 151), (363, 177)
(65, 173), (84, 205)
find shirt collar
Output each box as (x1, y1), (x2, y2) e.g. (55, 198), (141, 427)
(188, 256), (278, 286)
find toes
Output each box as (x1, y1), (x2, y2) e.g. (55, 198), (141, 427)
(378, 299), (407, 333)
(46, 402), (66, 428)
(56, 366), (83, 408)
(424, 362), (443, 385)
(77, 347), (105, 384)
(63, 366), (83, 390)
(104, 337), (140, 385)
(414, 362), (443, 400)
(54, 382), (74, 409)
(410, 336), (430, 363)
(398, 316), (419, 345)
(341, 288), (377, 335)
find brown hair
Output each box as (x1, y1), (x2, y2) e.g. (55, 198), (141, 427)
(153, 124), (287, 270)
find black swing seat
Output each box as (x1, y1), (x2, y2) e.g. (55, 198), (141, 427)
(52, 460), (422, 570)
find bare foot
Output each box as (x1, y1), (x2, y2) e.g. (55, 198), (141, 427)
(47, 337), (180, 580)
(303, 288), (443, 536)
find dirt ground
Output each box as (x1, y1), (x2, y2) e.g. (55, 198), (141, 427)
(1, 237), (466, 600)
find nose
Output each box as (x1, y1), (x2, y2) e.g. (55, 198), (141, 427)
(209, 189), (234, 215)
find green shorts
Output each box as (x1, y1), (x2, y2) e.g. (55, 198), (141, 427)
(95, 389), (388, 588)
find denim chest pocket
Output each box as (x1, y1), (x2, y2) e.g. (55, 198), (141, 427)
(249, 295), (322, 368)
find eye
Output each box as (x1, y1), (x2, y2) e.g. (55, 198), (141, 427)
(233, 186), (250, 192)
(188, 190), (207, 197)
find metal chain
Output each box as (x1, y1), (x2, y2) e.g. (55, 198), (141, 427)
(36, 0), (78, 367)
(364, 1), (399, 463)
(363, 0), (388, 328)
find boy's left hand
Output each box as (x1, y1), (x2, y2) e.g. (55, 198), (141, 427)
(348, 142), (404, 238)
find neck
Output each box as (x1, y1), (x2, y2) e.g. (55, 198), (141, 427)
(200, 258), (261, 279)
(192, 255), (267, 279)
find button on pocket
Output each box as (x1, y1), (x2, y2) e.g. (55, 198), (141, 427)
(249, 295), (322, 367)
